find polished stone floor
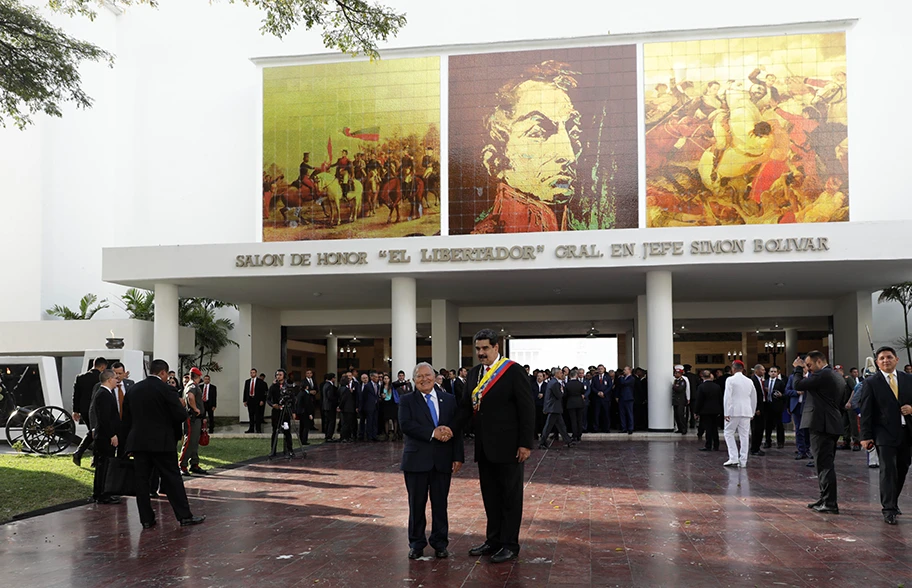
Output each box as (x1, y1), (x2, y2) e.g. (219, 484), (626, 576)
(4, 436), (912, 587)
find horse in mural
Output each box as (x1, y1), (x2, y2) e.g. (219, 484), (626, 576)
(263, 178), (325, 226)
(314, 172), (363, 226)
(378, 175), (425, 224)
(362, 167), (382, 217)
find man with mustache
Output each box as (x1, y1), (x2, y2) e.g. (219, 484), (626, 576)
(473, 61), (582, 234)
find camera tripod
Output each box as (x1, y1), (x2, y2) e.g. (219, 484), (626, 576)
(268, 401), (304, 460)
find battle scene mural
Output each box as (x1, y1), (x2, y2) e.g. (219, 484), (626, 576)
(644, 33), (848, 227)
(263, 57), (441, 241)
(448, 46), (639, 235)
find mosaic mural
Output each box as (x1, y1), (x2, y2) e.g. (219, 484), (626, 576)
(448, 46), (639, 235)
(644, 33), (848, 227)
(263, 57), (441, 241)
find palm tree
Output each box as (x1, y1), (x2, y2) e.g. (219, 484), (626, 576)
(121, 288), (155, 321)
(46, 293), (108, 320)
(179, 299), (238, 373)
(878, 282), (912, 365)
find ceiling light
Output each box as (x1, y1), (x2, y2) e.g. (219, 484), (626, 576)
(350, 336), (361, 344)
(326, 329), (334, 337)
(586, 323), (599, 338)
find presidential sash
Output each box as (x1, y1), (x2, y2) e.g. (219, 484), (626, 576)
(472, 357), (514, 413)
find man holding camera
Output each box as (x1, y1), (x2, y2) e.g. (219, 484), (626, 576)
(268, 369), (296, 458)
(179, 367), (206, 476)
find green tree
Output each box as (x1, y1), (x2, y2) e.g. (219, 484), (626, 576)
(45, 293), (109, 319)
(878, 282), (912, 365)
(120, 288), (155, 321)
(2, 0), (407, 128)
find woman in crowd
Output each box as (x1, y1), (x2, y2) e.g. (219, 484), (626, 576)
(380, 373), (400, 441)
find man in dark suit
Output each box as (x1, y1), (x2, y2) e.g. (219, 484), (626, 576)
(201, 375), (217, 433)
(399, 362), (465, 559)
(786, 363), (811, 460)
(456, 329), (535, 564)
(793, 350), (845, 514)
(302, 369), (319, 431)
(693, 370), (722, 451)
(321, 373), (338, 441)
(295, 380), (315, 446)
(540, 370), (574, 448)
(110, 362), (134, 432)
(565, 369), (586, 442)
(590, 364), (613, 433)
(531, 372), (547, 439)
(88, 369), (121, 504)
(748, 365), (767, 456)
(361, 371), (381, 441)
(616, 367), (636, 434)
(860, 346), (912, 524)
(122, 359), (205, 529)
(243, 368), (268, 433)
(763, 366), (787, 449)
(338, 375), (357, 442)
(72, 356), (107, 466)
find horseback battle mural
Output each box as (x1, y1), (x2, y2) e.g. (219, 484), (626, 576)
(644, 32), (848, 227)
(448, 46), (639, 235)
(262, 57), (441, 240)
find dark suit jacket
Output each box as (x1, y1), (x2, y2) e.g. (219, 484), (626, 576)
(399, 390), (464, 472)
(590, 373), (612, 397)
(202, 383), (217, 409)
(122, 376), (189, 453)
(73, 369), (102, 416)
(693, 381), (723, 415)
(89, 385), (120, 442)
(750, 375), (764, 413)
(615, 375), (636, 402)
(543, 379), (564, 414)
(456, 361), (535, 463)
(321, 381), (338, 411)
(454, 377), (466, 402)
(860, 371), (912, 447)
(338, 384), (356, 413)
(564, 379), (585, 409)
(360, 381), (380, 413)
(793, 366), (844, 436)
(243, 378), (268, 404)
(532, 380), (547, 407)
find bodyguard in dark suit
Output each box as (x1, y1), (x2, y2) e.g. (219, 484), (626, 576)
(71, 357), (107, 466)
(693, 370), (722, 451)
(749, 365), (767, 455)
(88, 369), (121, 504)
(456, 329), (535, 564)
(321, 374), (338, 441)
(531, 373), (547, 439)
(793, 350), (845, 514)
(242, 368), (268, 433)
(763, 367), (787, 448)
(338, 376), (357, 442)
(360, 371), (381, 441)
(564, 370), (586, 442)
(860, 346), (912, 524)
(615, 367), (636, 434)
(590, 365), (613, 432)
(201, 375), (217, 433)
(540, 372), (573, 447)
(122, 359), (204, 529)
(295, 383), (315, 445)
(399, 363), (464, 559)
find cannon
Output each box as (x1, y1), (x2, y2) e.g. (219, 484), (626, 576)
(1, 361), (80, 455)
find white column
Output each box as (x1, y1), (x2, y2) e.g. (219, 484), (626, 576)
(636, 294), (648, 369)
(431, 299), (460, 369)
(785, 328), (799, 362)
(392, 277), (417, 378)
(646, 271), (674, 431)
(833, 291), (874, 368)
(153, 283), (179, 371)
(326, 334), (338, 375)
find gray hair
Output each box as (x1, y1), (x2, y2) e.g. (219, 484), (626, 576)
(413, 362), (435, 380)
(98, 369), (116, 384)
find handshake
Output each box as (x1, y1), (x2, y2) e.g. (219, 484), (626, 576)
(433, 425), (454, 442)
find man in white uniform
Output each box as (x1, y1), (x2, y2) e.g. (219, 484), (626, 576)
(723, 360), (757, 468)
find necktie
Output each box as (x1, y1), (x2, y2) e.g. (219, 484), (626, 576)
(203, 385), (209, 403)
(889, 373), (898, 399)
(250, 380), (255, 397)
(116, 384), (124, 418)
(425, 393), (438, 426)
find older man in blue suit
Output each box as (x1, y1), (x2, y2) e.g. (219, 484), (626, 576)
(786, 360), (811, 460)
(399, 362), (465, 560)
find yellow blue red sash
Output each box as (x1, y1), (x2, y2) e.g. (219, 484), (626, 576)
(472, 357), (514, 413)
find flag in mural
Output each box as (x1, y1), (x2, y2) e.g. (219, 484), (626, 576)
(343, 127), (380, 141)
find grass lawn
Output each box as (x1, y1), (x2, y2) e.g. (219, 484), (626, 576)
(0, 437), (276, 524)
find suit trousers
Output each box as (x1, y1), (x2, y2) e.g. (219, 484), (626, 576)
(133, 451), (192, 525)
(619, 400), (634, 433)
(298, 416), (310, 445)
(842, 411), (860, 444)
(702, 414), (720, 450)
(764, 403), (785, 446)
(594, 397), (612, 432)
(673, 404), (687, 434)
(340, 412), (356, 440)
(92, 439), (116, 500)
(404, 469), (452, 550)
(75, 414), (94, 457)
(323, 408), (337, 440)
(566, 407), (584, 440)
(362, 409), (378, 440)
(534, 405), (545, 439)
(205, 405), (215, 433)
(245, 401), (261, 433)
(810, 431), (839, 507)
(724, 417), (751, 464)
(750, 407), (765, 452)
(540, 413), (572, 445)
(792, 405), (809, 455)
(876, 443), (912, 515)
(477, 455), (524, 553)
(179, 418), (201, 470)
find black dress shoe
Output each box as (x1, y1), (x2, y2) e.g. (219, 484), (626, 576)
(812, 504), (839, 514)
(408, 548), (423, 560)
(72, 453), (82, 467)
(468, 543), (497, 557)
(189, 467), (208, 475)
(95, 496), (121, 505)
(538, 445), (548, 450)
(141, 520), (156, 529)
(179, 515), (206, 526)
(180, 469), (191, 476)
(885, 514), (898, 525)
(898, 508), (903, 515)
(763, 442), (772, 449)
(751, 450), (765, 456)
(490, 548), (518, 563)
(434, 549), (449, 559)
(807, 500), (824, 509)
(244, 430), (254, 434)
(698, 447), (711, 452)
(150, 492), (161, 499)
